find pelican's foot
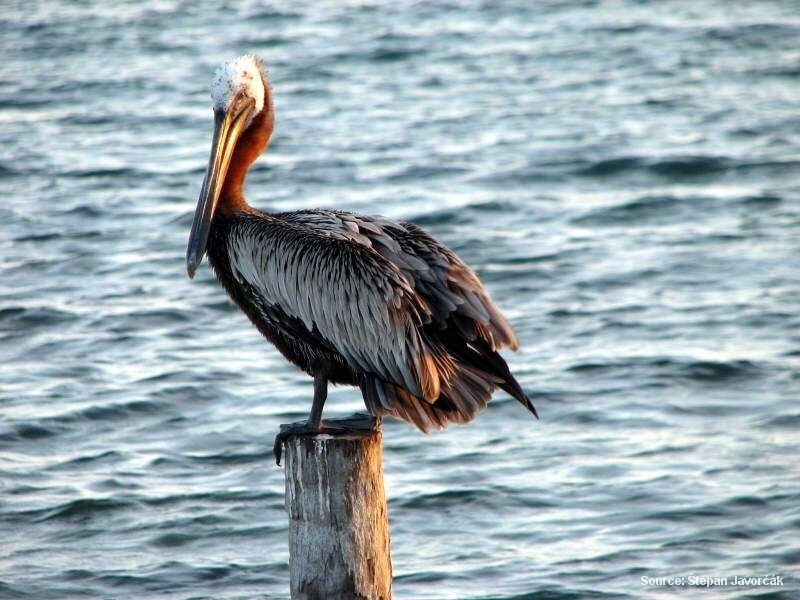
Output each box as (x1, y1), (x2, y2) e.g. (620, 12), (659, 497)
(273, 413), (380, 466)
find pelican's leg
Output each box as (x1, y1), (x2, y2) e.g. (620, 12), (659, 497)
(306, 370), (327, 432)
(273, 371), (328, 465)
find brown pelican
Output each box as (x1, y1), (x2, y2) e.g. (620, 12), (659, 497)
(187, 55), (537, 463)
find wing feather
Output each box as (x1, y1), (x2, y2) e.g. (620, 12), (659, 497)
(278, 210), (518, 350)
(348, 213), (519, 351)
(228, 214), (440, 400)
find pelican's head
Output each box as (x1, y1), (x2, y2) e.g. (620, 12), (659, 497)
(210, 55), (267, 127)
(187, 55), (272, 278)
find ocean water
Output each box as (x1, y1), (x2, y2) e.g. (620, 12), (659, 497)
(1, 1), (799, 598)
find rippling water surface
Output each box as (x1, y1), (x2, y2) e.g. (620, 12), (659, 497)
(2, 1), (799, 598)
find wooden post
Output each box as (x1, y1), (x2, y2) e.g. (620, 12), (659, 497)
(283, 423), (392, 600)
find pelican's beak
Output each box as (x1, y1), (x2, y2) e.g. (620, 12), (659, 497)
(186, 95), (255, 278)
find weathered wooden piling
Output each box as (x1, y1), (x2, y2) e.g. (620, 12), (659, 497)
(282, 421), (392, 600)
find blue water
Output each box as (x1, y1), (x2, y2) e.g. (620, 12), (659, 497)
(2, 1), (799, 598)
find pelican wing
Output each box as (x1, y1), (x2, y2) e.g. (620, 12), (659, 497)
(226, 213), (443, 401)
(278, 210), (534, 427)
(285, 210), (520, 351)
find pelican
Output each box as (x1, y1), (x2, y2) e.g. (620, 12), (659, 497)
(187, 55), (537, 464)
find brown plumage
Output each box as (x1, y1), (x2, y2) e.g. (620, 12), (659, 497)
(186, 56), (537, 454)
